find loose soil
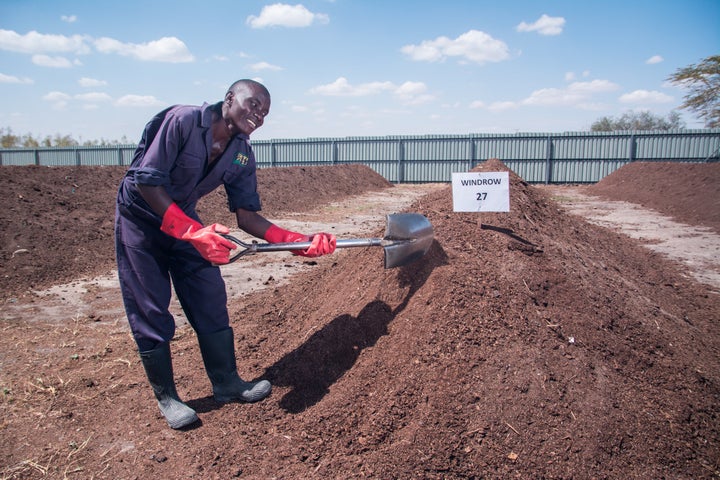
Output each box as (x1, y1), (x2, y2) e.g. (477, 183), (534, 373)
(0, 161), (718, 479)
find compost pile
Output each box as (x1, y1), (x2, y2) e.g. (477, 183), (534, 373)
(0, 161), (718, 479)
(0, 164), (391, 298)
(588, 161), (720, 234)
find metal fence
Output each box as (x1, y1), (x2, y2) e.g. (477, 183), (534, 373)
(1, 129), (718, 184)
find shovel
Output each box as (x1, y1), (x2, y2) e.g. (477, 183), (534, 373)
(221, 213), (434, 269)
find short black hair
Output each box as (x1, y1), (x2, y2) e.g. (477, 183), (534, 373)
(227, 79), (269, 96)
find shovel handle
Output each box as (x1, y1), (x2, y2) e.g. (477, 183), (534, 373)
(220, 234), (382, 263)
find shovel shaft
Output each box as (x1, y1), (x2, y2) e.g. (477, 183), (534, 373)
(221, 212), (433, 268)
(253, 238), (382, 252)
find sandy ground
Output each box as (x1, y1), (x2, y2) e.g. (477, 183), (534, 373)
(543, 186), (720, 291)
(7, 182), (717, 333)
(3, 184), (446, 328)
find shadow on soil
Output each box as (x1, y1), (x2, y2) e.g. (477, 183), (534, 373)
(265, 241), (448, 413)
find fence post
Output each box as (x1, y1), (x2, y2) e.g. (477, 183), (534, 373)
(628, 134), (636, 162)
(270, 140), (276, 167)
(75, 148), (81, 166)
(545, 135), (553, 184)
(468, 137), (476, 170)
(332, 140), (338, 165)
(34, 149), (40, 166)
(397, 139), (405, 184)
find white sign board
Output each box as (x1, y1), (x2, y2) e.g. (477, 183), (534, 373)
(451, 172), (510, 212)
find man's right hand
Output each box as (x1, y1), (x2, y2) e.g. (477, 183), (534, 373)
(181, 223), (237, 264)
(161, 203), (236, 264)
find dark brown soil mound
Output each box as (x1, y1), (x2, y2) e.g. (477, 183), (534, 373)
(0, 164), (391, 299)
(589, 161), (720, 233)
(210, 159), (719, 478)
(0, 160), (718, 479)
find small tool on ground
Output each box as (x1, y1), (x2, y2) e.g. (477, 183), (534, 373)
(221, 213), (434, 269)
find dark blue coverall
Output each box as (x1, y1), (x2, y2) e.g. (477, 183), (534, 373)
(115, 102), (261, 352)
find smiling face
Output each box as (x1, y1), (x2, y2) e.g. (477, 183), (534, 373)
(223, 80), (271, 137)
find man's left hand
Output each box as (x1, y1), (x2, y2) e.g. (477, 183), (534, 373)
(296, 232), (336, 258)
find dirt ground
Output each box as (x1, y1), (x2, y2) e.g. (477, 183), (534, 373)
(0, 161), (719, 479)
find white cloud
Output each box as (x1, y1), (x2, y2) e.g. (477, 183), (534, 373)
(40, 89), (162, 110)
(290, 103), (326, 116)
(44, 91), (71, 101)
(310, 77), (434, 105)
(401, 30), (509, 64)
(488, 101), (519, 111)
(32, 54), (74, 68)
(247, 3), (329, 28)
(567, 79), (619, 94)
(619, 90), (673, 104)
(94, 36), (194, 63)
(2, 30), (190, 64)
(565, 70), (591, 82)
(61, 15), (77, 23)
(79, 77), (107, 87)
(646, 55), (664, 64)
(115, 94), (165, 107)
(0, 73), (33, 84)
(522, 87), (583, 106)
(77, 92), (110, 110)
(310, 77), (395, 96)
(394, 81), (434, 105)
(395, 81), (426, 96)
(43, 91), (71, 109)
(249, 61), (283, 71)
(516, 14), (566, 35)
(75, 92), (112, 103)
(522, 80), (620, 106)
(474, 78), (619, 112)
(0, 29), (90, 54)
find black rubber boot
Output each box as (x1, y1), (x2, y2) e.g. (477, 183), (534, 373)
(197, 328), (272, 403)
(139, 343), (199, 429)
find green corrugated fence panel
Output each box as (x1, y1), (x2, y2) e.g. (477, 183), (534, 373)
(475, 136), (547, 160)
(504, 160), (547, 183)
(0, 149), (36, 165)
(2, 131), (718, 183)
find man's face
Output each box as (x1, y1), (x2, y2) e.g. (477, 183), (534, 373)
(225, 83), (271, 136)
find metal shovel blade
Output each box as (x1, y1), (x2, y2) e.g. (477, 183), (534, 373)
(222, 213), (434, 269)
(381, 213), (434, 268)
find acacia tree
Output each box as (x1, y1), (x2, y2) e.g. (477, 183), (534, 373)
(591, 110), (684, 131)
(667, 55), (720, 128)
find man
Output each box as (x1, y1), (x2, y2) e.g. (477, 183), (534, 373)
(115, 79), (336, 429)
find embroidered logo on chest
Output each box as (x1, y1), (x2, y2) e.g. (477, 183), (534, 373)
(233, 152), (249, 166)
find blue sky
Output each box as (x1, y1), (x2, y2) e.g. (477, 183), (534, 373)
(1, 0), (718, 143)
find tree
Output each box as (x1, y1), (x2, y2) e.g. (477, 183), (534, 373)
(1, 127), (20, 147)
(667, 55), (720, 128)
(0, 127), (129, 146)
(22, 135), (39, 148)
(591, 110), (685, 131)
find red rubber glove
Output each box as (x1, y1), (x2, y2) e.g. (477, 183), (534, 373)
(160, 203), (236, 264)
(264, 225), (336, 258)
